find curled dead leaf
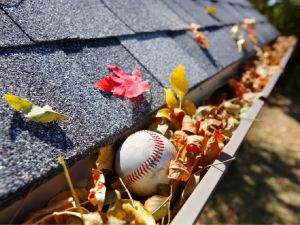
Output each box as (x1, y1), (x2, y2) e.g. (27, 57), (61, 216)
(144, 195), (170, 221)
(224, 101), (241, 117)
(181, 115), (197, 134)
(96, 145), (115, 172)
(186, 135), (204, 156)
(87, 169), (106, 212)
(199, 134), (222, 167)
(194, 106), (217, 121)
(168, 159), (192, 181)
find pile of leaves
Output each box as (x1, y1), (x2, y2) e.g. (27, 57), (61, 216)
(21, 36), (295, 225)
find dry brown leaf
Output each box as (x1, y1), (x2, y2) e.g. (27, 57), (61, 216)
(173, 130), (188, 150)
(205, 118), (223, 128)
(170, 108), (186, 122)
(199, 134), (222, 167)
(87, 169), (106, 212)
(194, 106), (217, 121)
(224, 101), (241, 117)
(181, 115), (197, 134)
(168, 159), (192, 181)
(170, 169), (203, 219)
(186, 135), (204, 156)
(47, 188), (88, 208)
(96, 145), (115, 172)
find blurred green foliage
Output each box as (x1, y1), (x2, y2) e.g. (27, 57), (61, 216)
(249, 0), (300, 91)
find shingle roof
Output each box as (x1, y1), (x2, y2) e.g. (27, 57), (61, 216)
(0, 0), (280, 210)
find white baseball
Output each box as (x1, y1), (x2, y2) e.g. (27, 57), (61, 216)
(115, 130), (177, 196)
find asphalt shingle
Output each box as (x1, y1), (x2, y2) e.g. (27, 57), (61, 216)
(0, 9), (33, 47)
(197, 0), (240, 25)
(3, 0), (134, 42)
(102, 0), (186, 33)
(173, 0), (221, 27)
(203, 26), (245, 69)
(0, 39), (165, 208)
(119, 32), (209, 91)
(167, 30), (222, 77)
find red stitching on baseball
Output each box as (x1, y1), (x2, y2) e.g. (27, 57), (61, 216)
(123, 130), (164, 187)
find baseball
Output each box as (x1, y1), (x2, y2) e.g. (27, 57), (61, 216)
(115, 130), (177, 196)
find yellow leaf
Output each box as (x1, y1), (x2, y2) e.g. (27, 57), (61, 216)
(182, 100), (196, 117)
(170, 63), (189, 106)
(155, 108), (181, 129)
(164, 88), (179, 108)
(248, 34), (258, 44)
(4, 94), (33, 114)
(230, 24), (240, 40)
(3, 94), (71, 123)
(205, 6), (218, 16)
(96, 145), (115, 172)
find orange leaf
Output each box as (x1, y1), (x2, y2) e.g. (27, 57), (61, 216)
(168, 159), (192, 181)
(199, 134), (222, 167)
(170, 108), (186, 123)
(186, 135), (204, 155)
(195, 33), (203, 42)
(181, 115), (197, 135)
(87, 169), (107, 212)
(205, 118), (223, 128)
(201, 39), (210, 49)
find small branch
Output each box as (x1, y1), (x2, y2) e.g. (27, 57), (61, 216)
(119, 177), (135, 209)
(176, 144), (187, 160)
(161, 11), (189, 29)
(32, 214), (55, 225)
(58, 156), (85, 225)
(199, 157), (236, 169)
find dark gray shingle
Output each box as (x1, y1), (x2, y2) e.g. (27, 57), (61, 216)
(119, 32), (209, 91)
(102, 0), (186, 33)
(3, 0), (134, 42)
(167, 30), (222, 77)
(0, 39), (165, 207)
(173, 0), (221, 27)
(0, 9), (32, 47)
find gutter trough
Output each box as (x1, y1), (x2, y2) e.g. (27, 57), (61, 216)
(0, 38), (297, 224)
(172, 38), (298, 225)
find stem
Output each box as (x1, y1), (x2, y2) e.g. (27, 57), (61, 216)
(199, 157), (236, 169)
(161, 11), (189, 29)
(58, 156), (85, 225)
(161, 217), (165, 225)
(176, 144), (187, 160)
(32, 213), (55, 225)
(119, 177), (135, 209)
(8, 181), (40, 225)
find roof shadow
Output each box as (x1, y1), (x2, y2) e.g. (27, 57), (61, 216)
(131, 94), (152, 122)
(9, 111), (75, 151)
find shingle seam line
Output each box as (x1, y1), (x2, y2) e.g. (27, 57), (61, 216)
(115, 37), (166, 90)
(99, 0), (136, 34)
(0, 6), (37, 43)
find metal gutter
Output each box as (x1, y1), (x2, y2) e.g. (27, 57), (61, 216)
(171, 38), (297, 225)
(0, 39), (296, 224)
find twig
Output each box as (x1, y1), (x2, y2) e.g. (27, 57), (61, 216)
(119, 177), (135, 209)
(58, 156), (85, 225)
(32, 214), (55, 225)
(176, 144), (187, 160)
(199, 157), (236, 169)
(161, 11), (189, 29)
(8, 181), (40, 225)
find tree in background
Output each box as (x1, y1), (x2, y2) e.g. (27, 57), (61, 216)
(249, 0), (300, 90)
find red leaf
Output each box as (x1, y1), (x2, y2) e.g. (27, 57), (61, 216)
(94, 65), (150, 98)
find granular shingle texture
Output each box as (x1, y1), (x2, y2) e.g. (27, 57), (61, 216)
(0, 9), (32, 47)
(0, 0), (282, 214)
(173, 0), (221, 27)
(102, 0), (185, 33)
(0, 39), (165, 208)
(119, 32), (209, 90)
(2, 0), (134, 41)
(168, 30), (222, 77)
